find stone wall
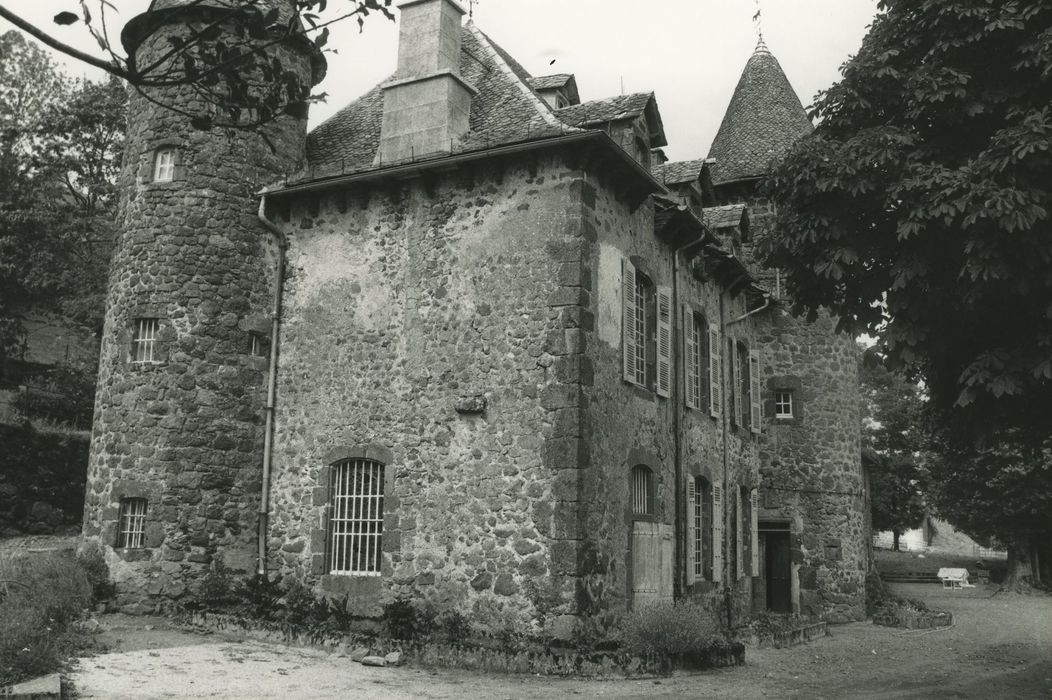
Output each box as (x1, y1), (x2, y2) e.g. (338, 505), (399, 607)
(82, 14), (314, 612)
(265, 151), (596, 632)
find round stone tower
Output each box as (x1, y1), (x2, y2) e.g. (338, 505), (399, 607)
(82, 0), (323, 611)
(708, 40), (868, 622)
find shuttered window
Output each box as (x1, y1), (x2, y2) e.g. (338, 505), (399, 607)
(736, 487), (745, 579)
(689, 477), (704, 582)
(708, 326), (722, 417)
(749, 350), (762, 434)
(622, 258), (646, 387)
(328, 459), (385, 576)
(750, 488), (760, 575)
(731, 338), (743, 427)
(117, 498), (147, 549)
(153, 148), (175, 182)
(684, 311), (705, 410)
(656, 287), (672, 397)
(712, 484), (723, 583)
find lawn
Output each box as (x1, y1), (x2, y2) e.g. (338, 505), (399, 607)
(875, 548), (1007, 579)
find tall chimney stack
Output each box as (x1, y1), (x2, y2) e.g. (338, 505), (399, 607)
(377, 0), (476, 164)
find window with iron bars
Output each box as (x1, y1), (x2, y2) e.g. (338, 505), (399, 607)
(631, 465), (653, 516)
(117, 498), (147, 548)
(132, 318), (159, 363)
(328, 459), (385, 576)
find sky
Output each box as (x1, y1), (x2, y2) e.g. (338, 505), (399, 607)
(5, 0), (879, 162)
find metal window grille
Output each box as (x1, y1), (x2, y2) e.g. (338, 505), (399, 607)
(328, 459), (385, 576)
(117, 498), (147, 548)
(693, 483), (704, 578)
(632, 278), (647, 385)
(631, 466), (651, 515)
(776, 391), (793, 417)
(132, 318), (159, 363)
(154, 149), (175, 181)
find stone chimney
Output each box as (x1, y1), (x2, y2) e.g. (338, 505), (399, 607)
(377, 0), (476, 164)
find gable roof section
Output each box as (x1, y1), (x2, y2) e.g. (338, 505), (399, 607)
(654, 158), (706, 186)
(702, 204), (748, 230)
(707, 41), (813, 185)
(528, 74), (573, 91)
(304, 22), (573, 176)
(555, 92), (668, 148)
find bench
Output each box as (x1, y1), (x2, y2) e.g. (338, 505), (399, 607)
(937, 567), (975, 589)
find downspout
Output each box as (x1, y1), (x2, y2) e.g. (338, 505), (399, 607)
(671, 233), (708, 596)
(726, 293), (772, 327)
(719, 289), (733, 631)
(256, 196), (287, 577)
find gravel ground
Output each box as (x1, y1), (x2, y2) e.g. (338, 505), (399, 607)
(68, 582), (1052, 699)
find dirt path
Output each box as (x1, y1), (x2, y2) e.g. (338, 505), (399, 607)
(69, 583), (1052, 699)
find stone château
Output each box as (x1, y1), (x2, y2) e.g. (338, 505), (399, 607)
(83, 0), (869, 633)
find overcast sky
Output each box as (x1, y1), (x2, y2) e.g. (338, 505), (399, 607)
(6, 0), (878, 162)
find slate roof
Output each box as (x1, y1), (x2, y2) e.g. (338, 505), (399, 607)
(528, 74), (574, 91)
(707, 41), (813, 185)
(702, 204), (748, 230)
(556, 92), (650, 127)
(653, 159), (706, 186)
(304, 23), (575, 176)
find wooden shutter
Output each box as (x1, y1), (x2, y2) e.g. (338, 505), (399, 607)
(686, 477), (697, 585)
(622, 258), (637, 384)
(749, 350), (762, 434)
(708, 327), (721, 417)
(750, 488), (760, 575)
(656, 287), (672, 397)
(683, 309), (698, 409)
(712, 484), (723, 583)
(731, 339), (742, 427)
(735, 487), (744, 579)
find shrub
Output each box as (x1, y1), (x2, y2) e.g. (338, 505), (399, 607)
(195, 560), (237, 611)
(621, 600), (723, 657)
(382, 597), (432, 640)
(0, 552), (95, 686)
(77, 545), (115, 603)
(865, 572), (891, 616)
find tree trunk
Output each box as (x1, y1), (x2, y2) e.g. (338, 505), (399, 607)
(1003, 539), (1034, 592)
(892, 530), (900, 552)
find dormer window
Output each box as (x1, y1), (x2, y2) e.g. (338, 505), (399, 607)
(153, 148), (175, 182)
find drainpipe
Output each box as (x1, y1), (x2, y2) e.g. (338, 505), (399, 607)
(671, 233), (708, 596)
(726, 293), (772, 327)
(719, 289), (733, 631)
(256, 196), (287, 578)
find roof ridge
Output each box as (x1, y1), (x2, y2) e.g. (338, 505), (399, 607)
(466, 22), (562, 127)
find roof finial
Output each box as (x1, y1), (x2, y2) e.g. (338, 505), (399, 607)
(752, 0), (769, 53)
(469, 0), (476, 19)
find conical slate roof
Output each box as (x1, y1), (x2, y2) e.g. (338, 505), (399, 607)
(707, 40), (813, 185)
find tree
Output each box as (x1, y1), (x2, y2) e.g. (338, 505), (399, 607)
(860, 351), (929, 551)
(759, 0), (1052, 583)
(0, 0), (393, 134)
(0, 31), (124, 384)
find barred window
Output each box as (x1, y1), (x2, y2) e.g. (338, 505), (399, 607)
(117, 498), (147, 549)
(153, 148), (175, 182)
(775, 390), (794, 418)
(631, 465), (653, 516)
(249, 331), (268, 358)
(328, 458), (385, 576)
(132, 318), (159, 364)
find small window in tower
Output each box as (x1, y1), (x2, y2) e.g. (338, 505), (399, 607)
(775, 390), (794, 418)
(249, 331), (269, 358)
(153, 148), (175, 182)
(117, 498), (148, 549)
(132, 318), (160, 364)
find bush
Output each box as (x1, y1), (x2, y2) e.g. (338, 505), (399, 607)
(0, 552), (95, 686)
(621, 600), (723, 657)
(865, 571), (891, 616)
(0, 422), (89, 534)
(382, 597), (432, 640)
(77, 545), (115, 603)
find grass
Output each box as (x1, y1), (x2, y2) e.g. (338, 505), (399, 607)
(874, 548), (1006, 578)
(0, 549), (106, 687)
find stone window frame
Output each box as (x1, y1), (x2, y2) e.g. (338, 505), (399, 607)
(140, 139), (186, 187)
(153, 148), (176, 182)
(311, 445), (398, 581)
(631, 465), (655, 517)
(625, 448), (662, 524)
(121, 304), (173, 369)
(116, 497), (148, 549)
(766, 376), (804, 425)
(131, 318), (161, 364)
(105, 480), (164, 560)
(327, 457), (386, 577)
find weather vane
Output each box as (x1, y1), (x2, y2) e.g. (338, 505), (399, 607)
(468, 0), (477, 19)
(753, 0), (765, 46)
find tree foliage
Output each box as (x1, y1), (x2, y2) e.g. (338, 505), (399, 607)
(0, 30), (123, 369)
(860, 350), (929, 547)
(761, 0), (1052, 575)
(0, 0), (394, 134)
(760, 0), (1052, 436)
